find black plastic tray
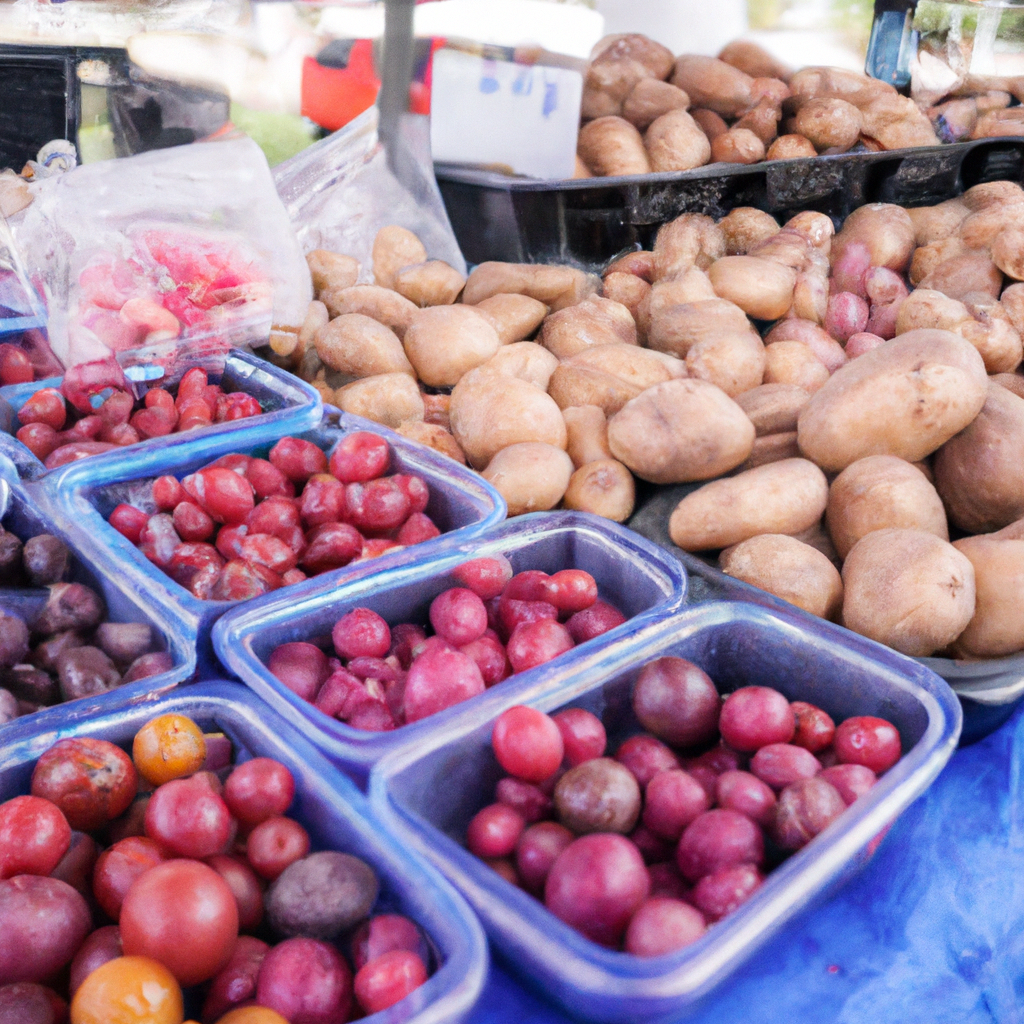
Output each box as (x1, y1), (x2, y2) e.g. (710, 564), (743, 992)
(626, 487), (1022, 747)
(436, 137), (1024, 270)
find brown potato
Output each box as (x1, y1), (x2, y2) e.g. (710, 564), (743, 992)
(719, 208), (780, 255)
(951, 536), (1024, 657)
(481, 342), (559, 390)
(482, 443), (574, 516)
(859, 94), (939, 149)
(449, 369), (567, 469)
(797, 329), (988, 471)
(831, 203), (915, 275)
(972, 108), (1024, 139)
(763, 342), (829, 392)
(393, 261), (465, 306)
(908, 200), (968, 246)
(991, 226), (1024, 280)
(473, 293), (549, 344)
(647, 298), (751, 358)
(733, 100), (782, 146)
(602, 272), (650, 322)
(933, 383), (1024, 533)
(736, 383), (811, 436)
(422, 393), (450, 429)
(785, 211), (835, 252)
(958, 204), (1024, 251)
(563, 405), (612, 467)
(672, 55), (753, 117)
(685, 329), (766, 397)
(651, 268), (717, 306)
(395, 421), (466, 464)
(403, 305), (500, 387)
(991, 372), (1024, 399)
(314, 314), (414, 379)
(562, 459), (636, 522)
(708, 256), (797, 320)
(894, 288), (971, 334)
(825, 455), (949, 559)
(748, 229), (818, 272)
(582, 59), (654, 120)
(718, 40), (792, 82)
(306, 250), (359, 295)
(909, 237), (968, 285)
(644, 110), (712, 173)
(741, 431), (801, 469)
(1001, 282), (1024, 335)
(593, 34), (675, 80)
(766, 134), (817, 160)
(794, 97), (862, 152)
(319, 285), (418, 339)
(540, 296), (637, 360)
(668, 458), (828, 550)
(293, 300), (330, 365)
(787, 66), (895, 106)
(841, 529), (975, 656)
(335, 373), (424, 427)
(463, 262), (599, 311)
(372, 226), (427, 290)
(623, 79), (690, 131)
(710, 128), (766, 165)
(918, 254), (1003, 300)
(962, 180), (1024, 211)
(578, 116), (651, 176)
(764, 319), (846, 372)
(607, 378), (754, 484)
(956, 295), (1023, 373)
(691, 109), (729, 140)
(547, 364), (642, 416)
(605, 251), (656, 281)
(569, 344), (680, 391)
(653, 215), (726, 279)
(720, 534), (843, 619)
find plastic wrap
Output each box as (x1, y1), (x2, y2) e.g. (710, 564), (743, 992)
(15, 135), (312, 369)
(274, 106), (466, 277)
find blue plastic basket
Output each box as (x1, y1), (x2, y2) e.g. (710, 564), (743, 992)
(44, 412), (506, 670)
(0, 350), (322, 481)
(371, 600), (962, 1023)
(0, 476), (194, 747)
(213, 510), (686, 785)
(0, 680), (488, 1024)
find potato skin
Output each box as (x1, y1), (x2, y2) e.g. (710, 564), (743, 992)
(319, 285), (418, 339)
(607, 378), (754, 484)
(594, 34), (675, 80)
(708, 256), (797, 320)
(449, 369), (567, 470)
(547, 364), (642, 416)
(672, 56), (754, 117)
(563, 405), (612, 467)
(918, 254), (1003, 300)
(403, 306), (501, 387)
(826, 455), (949, 559)
(841, 529), (975, 657)
(794, 97), (862, 151)
(710, 128), (765, 165)
(314, 313), (414, 379)
(474, 293), (548, 344)
(393, 261), (465, 306)
(481, 342), (559, 390)
(668, 458), (828, 551)
(719, 208), (780, 256)
(482, 443), (574, 516)
(718, 40), (792, 82)
(307, 250), (359, 295)
(766, 134), (817, 160)
(540, 296), (637, 359)
(653, 214), (726, 279)
(372, 226), (427, 290)
(742, 431), (801, 469)
(562, 459), (636, 522)
(720, 534), (843, 619)
(644, 110), (712, 172)
(684, 328), (766, 397)
(933, 383), (1024, 533)
(623, 79), (690, 130)
(602, 272), (650, 322)
(463, 263), (599, 311)
(952, 536), (1024, 657)
(578, 116), (652, 176)
(736, 383), (810, 436)
(334, 373), (424, 428)
(831, 204), (915, 275)
(763, 341), (829, 392)
(582, 59), (654, 121)
(395, 421), (467, 463)
(796, 329), (988, 471)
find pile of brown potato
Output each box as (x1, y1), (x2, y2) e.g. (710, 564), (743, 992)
(269, 181), (1024, 663)
(573, 33), (1024, 179)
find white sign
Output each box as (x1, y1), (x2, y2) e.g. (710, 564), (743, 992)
(430, 48), (582, 180)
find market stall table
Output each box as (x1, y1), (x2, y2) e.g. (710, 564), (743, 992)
(466, 699), (1024, 1023)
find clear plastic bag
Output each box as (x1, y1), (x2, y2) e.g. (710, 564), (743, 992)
(273, 106), (466, 277)
(15, 135), (312, 370)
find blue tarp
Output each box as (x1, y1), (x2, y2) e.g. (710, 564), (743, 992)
(468, 700), (1024, 1024)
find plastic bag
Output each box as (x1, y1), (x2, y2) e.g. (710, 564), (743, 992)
(273, 106), (466, 277)
(15, 135), (312, 370)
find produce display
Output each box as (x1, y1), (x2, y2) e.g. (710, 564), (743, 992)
(0, 530), (171, 724)
(267, 557), (626, 732)
(0, 711), (433, 1022)
(13, 365), (264, 470)
(463, 656), (899, 953)
(107, 430), (442, 601)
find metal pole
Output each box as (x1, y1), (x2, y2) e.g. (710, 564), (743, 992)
(379, 0), (416, 166)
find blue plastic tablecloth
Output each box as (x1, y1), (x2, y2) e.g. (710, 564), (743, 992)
(468, 700), (1024, 1024)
